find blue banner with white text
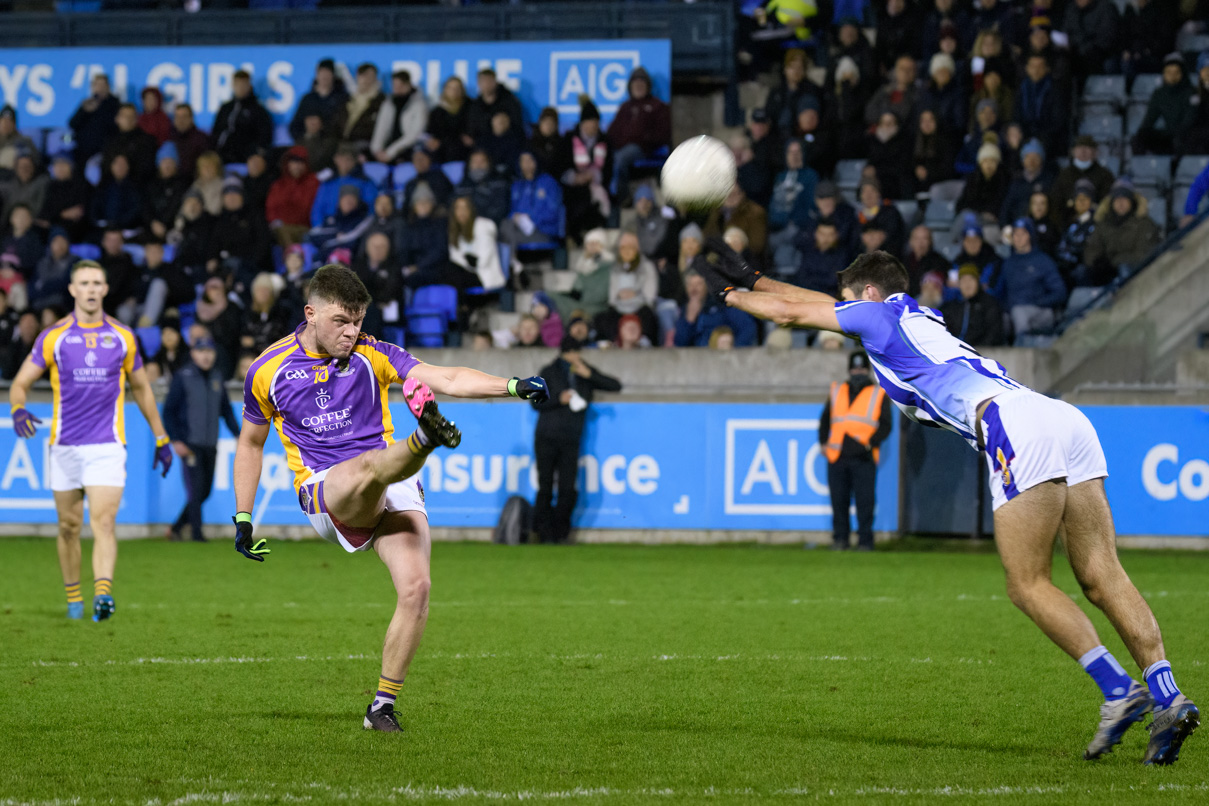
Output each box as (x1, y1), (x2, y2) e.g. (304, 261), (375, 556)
(0, 40), (671, 133)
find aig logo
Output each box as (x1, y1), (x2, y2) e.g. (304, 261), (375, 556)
(549, 50), (640, 115)
(1142, 444), (1209, 501)
(284, 370), (309, 381)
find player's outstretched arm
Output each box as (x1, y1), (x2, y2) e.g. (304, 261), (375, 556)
(726, 292), (843, 332)
(128, 367), (173, 476)
(407, 363), (549, 402)
(7, 358), (45, 438)
(699, 236), (839, 306)
(751, 276), (840, 306)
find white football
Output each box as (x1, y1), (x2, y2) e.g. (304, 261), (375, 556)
(660, 135), (736, 211)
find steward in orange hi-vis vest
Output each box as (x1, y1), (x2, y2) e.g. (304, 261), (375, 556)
(824, 380), (888, 463)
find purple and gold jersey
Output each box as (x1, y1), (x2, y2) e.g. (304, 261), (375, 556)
(30, 314), (143, 446)
(243, 324), (421, 492)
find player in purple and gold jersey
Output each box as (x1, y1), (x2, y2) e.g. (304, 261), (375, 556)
(233, 265), (548, 733)
(8, 261), (174, 622)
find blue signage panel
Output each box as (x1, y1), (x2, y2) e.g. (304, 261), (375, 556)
(0, 40), (671, 131)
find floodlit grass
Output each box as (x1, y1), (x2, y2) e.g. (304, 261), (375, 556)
(1, 538), (1206, 805)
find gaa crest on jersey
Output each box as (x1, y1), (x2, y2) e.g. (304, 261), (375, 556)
(315, 387), (332, 409)
(85, 350), (97, 367)
(101, 333), (116, 349)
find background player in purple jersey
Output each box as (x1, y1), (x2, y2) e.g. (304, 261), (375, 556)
(232, 264), (548, 733)
(8, 260), (173, 622)
(688, 240), (1196, 766)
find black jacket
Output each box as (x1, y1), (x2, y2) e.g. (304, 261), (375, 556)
(163, 360), (240, 447)
(532, 356), (622, 440)
(213, 92), (275, 164)
(101, 127), (158, 184)
(466, 85), (525, 144)
(818, 376), (893, 461)
(941, 289), (1005, 347)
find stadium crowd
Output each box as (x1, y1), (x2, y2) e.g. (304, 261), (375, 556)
(1, 0), (1209, 381)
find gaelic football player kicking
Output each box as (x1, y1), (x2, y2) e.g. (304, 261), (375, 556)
(8, 260), (174, 622)
(233, 265), (547, 733)
(693, 241), (1197, 766)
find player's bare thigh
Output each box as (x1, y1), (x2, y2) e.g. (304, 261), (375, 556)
(84, 486), (124, 530)
(1060, 478), (1123, 582)
(993, 478), (1067, 584)
(373, 510), (432, 595)
(317, 454), (391, 530)
(53, 489), (85, 537)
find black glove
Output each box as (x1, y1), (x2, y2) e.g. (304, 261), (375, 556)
(703, 236), (761, 290)
(508, 376), (549, 403)
(694, 255), (738, 303)
(233, 514), (270, 562)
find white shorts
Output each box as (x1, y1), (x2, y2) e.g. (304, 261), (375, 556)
(49, 443), (127, 492)
(297, 467), (427, 553)
(980, 389), (1108, 511)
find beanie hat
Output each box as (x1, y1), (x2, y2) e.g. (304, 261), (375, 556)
(156, 141), (179, 163)
(411, 181), (435, 205)
(929, 53), (955, 79)
(958, 263), (980, 280)
(679, 223), (704, 243)
(977, 142), (1002, 164)
(1073, 178), (1097, 201)
(1020, 138), (1045, 162)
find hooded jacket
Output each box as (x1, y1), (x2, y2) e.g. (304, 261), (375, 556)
(310, 165), (378, 228)
(212, 90), (274, 164)
(1082, 191), (1161, 282)
(138, 88), (173, 146)
(266, 146), (319, 227)
(606, 68), (671, 154)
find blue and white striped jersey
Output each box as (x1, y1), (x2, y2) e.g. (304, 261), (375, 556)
(834, 294), (1025, 447)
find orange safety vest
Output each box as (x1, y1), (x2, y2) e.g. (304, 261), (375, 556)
(824, 381), (886, 464)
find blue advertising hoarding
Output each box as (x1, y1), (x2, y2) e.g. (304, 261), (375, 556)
(0, 40), (671, 132)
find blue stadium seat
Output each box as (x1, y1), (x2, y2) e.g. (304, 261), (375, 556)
(225, 163), (249, 177)
(633, 145), (670, 171)
(1100, 155), (1121, 176)
(893, 199), (918, 223)
(939, 242), (961, 262)
(122, 244), (146, 266)
(1129, 74), (1163, 104)
(441, 161), (465, 185)
(516, 209), (567, 268)
(69, 243), (101, 261)
(56, 0), (102, 12)
(1082, 75), (1125, 112)
(1175, 155), (1209, 184)
(405, 284), (458, 347)
(1078, 114), (1123, 145)
(177, 301), (197, 333)
(1126, 103), (1147, 138)
(162, 243), (176, 264)
(834, 159), (865, 192)
(924, 198), (957, 228)
(1129, 155), (1172, 189)
(273, 124), (291, 147)
(382, 326), (406, 347)
(136, 326), (161, 357)
(392, 163), (418, 189)
(84, 154), (102, 186)
(1148, 199), (1168, 232)
(362, 161), (390, 188)
(44, 128), (72, 157)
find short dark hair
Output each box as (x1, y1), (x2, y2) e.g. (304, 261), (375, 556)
(118, 102), (137, 114)
(836, 251), (909, 298)
(70, 259), (107, 281)
(176, 102), (193, 114)
(392, 70), (411, 85)
(357, 62), (377, 76)
(233, 69), (251, 81)
(308, 264), (371, 313)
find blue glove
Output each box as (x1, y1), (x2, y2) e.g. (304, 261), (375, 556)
(153, 436), (173, 478)
(233, 514), (270, 562)
(11, 407), (41, 438)
(508, 376), (549, 403)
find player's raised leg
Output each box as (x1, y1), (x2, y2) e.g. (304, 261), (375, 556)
(363, 510), (432, 733)
(53, 490), (85, 619)
(85, 485), (123, 622)
(1062, 479), (1198, 764)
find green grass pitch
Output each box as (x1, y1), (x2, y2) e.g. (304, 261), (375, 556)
(1, 538), (1206, 805)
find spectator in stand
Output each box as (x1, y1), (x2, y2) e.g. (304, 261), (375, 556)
(969, 29), (1016, 94)
(1062, 0), (1121, 80)
(748, 110), (783, 201)
(768, 139), (819, 270)
(1078, 179), (1160, 287)
(915, 269), (946, 310)
(528, 107), (563, 177)
(1024, 191), (1061, 257)
(652, 223), (693, 340)
(594, 231), (657, 343)
(1023, 17), (1072, 99)
(1001, 139), (1052, 223)
(1121, 0), (1180, 82)
(0, 287), (19, 370)
(449, 195), (505, 292)
(528, 292), (564, 349)
(91, 154), (144, 232)
(457, 149), (510, 225)
(512, 314), (543, 348)
(143, 142), (188, 242)
(426, 76), (470, 165)
(902, 225), (951, 295)
(607, 67), (671, 201)
(479, 111), (525, 178)
(500, 151), (563, 269)
(957, 223), (1000, 288)
(969, 59), (1014, 130)
(995, 218), (1066, 342)
(467, 68), (524, 148)
(1016, 54), (1067, 159)
(398, 183), (453, 290)
(956, 102), (1001, 176)
(98, 229), (139, 322)
(732, 133), (772, 209)
(401, 148), (453, 212)
(310, 143), (378, 227)
(674, 269), (757, 347)
(0, 154), (48, 224)
(211, 70), (273, 165)
(194, 274), (241, 379)
(190, 151), (225, 216)
(3, 204), (43, 277)
(704, 184), (768, 264)
(911, 108), (957, 195)
(3, 311), (40, 380)
(795, 94), (838, 178)
(972, 0), (1016, 44)
(865, 55), (920, 129)
(1178, 52), (1209, 158)
(0, 251), (28, 312)
(1133, 53), (1196, 156)
(265, 146), (318, 248)
(942, 263), (1004, 346)
(138, 87), (172, 147)
(29, 229), (73, 312)
(1051, 135), (1115, 225)
(634, 185), (677, 268)
(767, 49), (824, 141)
(875, 0), (922, 72)
(150, 322), (188, 380)
(921, 0), (975, 61)
(37, 155), (90, 243)
(309, 185), (373, 260)
(137, 241), (196, 327)
(865, 112), (911, 201)
(213, 183), (271, 289)
(957, 140), (1009, 225)
(349, 231), (401, 334)
(298, 113), (337, 174)
(290, 59), (349, 141)
(169, 190), (216, 276)
(69, 73), (120, 169)
(921, 52), (967, 136)
(344, 63), (385, 151)
(0, 105), (36, 175)
(793, 219), (851, 296)
(855, 178), (905, 257)
(1056, 179), (1099, 281)
(241, 149), (272, 219)
(371, 71), (429, 165)
(830, 55), (868, 161)
(240, 272), (294, 355)
(1180, 160), (1209, 227)
(549, 227), (612, 323)
(560, 99), (612, 242)
(102, 103), (157, 185)
(360, 192), (405, 260)
(170, 104), (210, 183)
(807, 180), (860, 256)
(830, 18), (878, 102)
(615, 313), (651, 349)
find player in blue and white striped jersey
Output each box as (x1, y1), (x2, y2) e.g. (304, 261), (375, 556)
(693, 240), (1197, 766)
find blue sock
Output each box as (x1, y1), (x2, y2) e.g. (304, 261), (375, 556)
(1079, 646), (1133, 701)
(1144, 660), (1182, 709)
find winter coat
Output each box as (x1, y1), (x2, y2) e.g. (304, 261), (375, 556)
(308, 202), (374, 256)
(310, 168), (379, 228)
(211, 92), (274, 164)
(865, 128), (911, 201)
(920, 79), (967, 136)
(39, 176), (91, 241)
(371, 91), (429, 162)
(456, 173), (511, 225)
(1082, 193), (1161, 281)
(608, 90), (672, 154)
(911, 128), (958, 194)
(704, 198), (768, 256)
(793, 244), (850, 296)
(607, 257), (658, 314)
(1000, 168), (1054, 224)
(351, 255), (403, 308)
(266, 147), (320, 227)
(89, 177), (144, 230)
(864, 81), (920, 128)
(449, 217), (505, 290)
(957, 164), (1010, 219)
(289, 83), (350, 141)
(799, 125), (838, 179)
(425, 104), (470, 164)
(344, 89), (385, 144)
(171, 212), (217, 272)
(2, 229), (44, 278)
(1138, 78), (1197, 141)
(69, 94), (120, 164)
(143, 173), (190, 233)
(399, 215), (448, 273)
(212, 206), (271, 268)
(856, 202), (906, 257)
(941, 289), (1004, 346)
(1016, 75), (1068, 158)
(509, 172), (563, 238)
(170, 125), (211, 182)
(528, 131), (564, 177)
(766, 79), (826, 139)
(1062, 0), (1121, 69)
(768, 167), (819, 231)
(0, 175), (49, 224)
(997, 250), (1067, 310)
(902, 249), (951, 297)
(1050, 162), (1116, 223)
(29, 253), (73, 311)
(673, 296), (758, 347)
(466, 85), (525, 143)
(101, 127), (158, 184)
(402, 168), (454, 211)
(1055, 211), (1096, 276)
(138, 89), (173, 146)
